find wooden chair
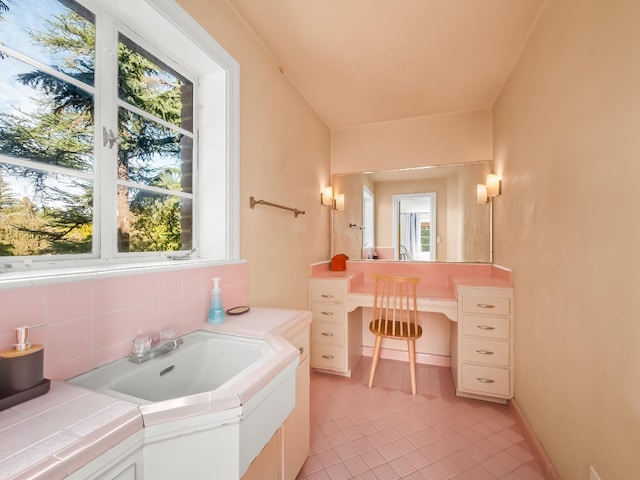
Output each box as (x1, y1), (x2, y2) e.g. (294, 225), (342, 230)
(368, 274), (422, 395)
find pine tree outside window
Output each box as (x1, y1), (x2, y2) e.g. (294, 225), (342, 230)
(0, 0), (237, 269)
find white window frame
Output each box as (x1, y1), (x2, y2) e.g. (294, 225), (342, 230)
(0, 0), (239, 274)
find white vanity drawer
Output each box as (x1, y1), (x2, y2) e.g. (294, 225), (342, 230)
(462, 337), (509, 366)
(310, 285), (345, 304)
(462, 315), (510, 339)
(461, 364), (510, 397)
(462, 296), (510, 316)
(311, 321), (345, 346)
(311, 303), (345, 322)
(311, 345), (345, 370)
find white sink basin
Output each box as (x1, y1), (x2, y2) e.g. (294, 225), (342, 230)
(69, 326), (299, 478)
(70, 330), (273, 403)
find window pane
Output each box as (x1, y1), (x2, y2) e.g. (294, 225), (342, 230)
(0, 54), (94, 172)
(118, 34), (193, 132)
(117, 186), (192, 253)
(0, 168), (93, 256)
(0, 0), (95, 87)
(117, 107), (192, 193)
(420, 221), (431, 253)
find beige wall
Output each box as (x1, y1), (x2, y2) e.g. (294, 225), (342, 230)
(493, 0), (640, 478)
(177, 0), (331, 310)
(331, 108), (492, 174)
(176, 2), (640, 477)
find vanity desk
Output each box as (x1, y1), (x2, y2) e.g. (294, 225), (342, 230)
(309, 261), (514, 403)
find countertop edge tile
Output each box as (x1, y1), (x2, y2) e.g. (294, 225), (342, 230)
(3, 456), (67, 480)
(53, 409), (143, 475)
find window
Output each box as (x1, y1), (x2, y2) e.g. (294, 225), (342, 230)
(420, 219), (431, 253)
(0, 0), (239, 268)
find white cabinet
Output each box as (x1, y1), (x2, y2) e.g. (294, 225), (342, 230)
(242, 320), (311, 480)
(66, 431), (144, 480)
(95, 453), (141, 480)
(309, 278), (361, 377)
(451, 286), (514, 403)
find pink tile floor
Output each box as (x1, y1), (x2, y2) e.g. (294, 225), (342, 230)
(298, 357), (545, 480)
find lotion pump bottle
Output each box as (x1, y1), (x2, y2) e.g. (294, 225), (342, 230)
(207, 277), (225, 324)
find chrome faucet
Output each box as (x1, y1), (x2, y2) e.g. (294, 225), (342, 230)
(129, 327), (183, 364)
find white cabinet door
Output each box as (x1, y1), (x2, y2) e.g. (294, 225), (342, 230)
(66, 432), (144, 480)
(95, 452), (142, 480)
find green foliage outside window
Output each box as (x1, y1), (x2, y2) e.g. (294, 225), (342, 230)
(420, 221), (431, 253)
(0, 0), (193, 257)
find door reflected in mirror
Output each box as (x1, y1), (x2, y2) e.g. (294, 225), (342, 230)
(394, 192), (436, 261)
(332, 161), (492, 262)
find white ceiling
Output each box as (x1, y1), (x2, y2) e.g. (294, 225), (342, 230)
(228, 0), (546, 130)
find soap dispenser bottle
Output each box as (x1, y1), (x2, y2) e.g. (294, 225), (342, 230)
(207, 277), (225, 324)
(0, 325), (51, 411)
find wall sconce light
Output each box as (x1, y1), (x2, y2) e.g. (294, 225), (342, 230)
(322, 186), (345, 210)
(476, 174), (502, 204)
(486, 173), (502, 197)
(476, 184), (488, 204)
(321, 186), (333, 206)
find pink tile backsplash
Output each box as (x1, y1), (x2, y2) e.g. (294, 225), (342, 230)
(93, 277), (130, 314)
(128, 273), (159, 306)
(0, 262), (248, 381)
(0, 285), (47, 332)
(155, 270), (183, 300)
(45, 317), (93, 364)
(346, 261), (494, 289)
(93, 310), (133, 351)
(312, 261), (510, 295)
(46, 281), (94, 325)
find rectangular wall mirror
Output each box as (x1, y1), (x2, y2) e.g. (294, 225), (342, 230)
(331, 161), (492, 263)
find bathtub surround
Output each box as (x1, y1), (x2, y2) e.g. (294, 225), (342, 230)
(0, 261), (248, 382)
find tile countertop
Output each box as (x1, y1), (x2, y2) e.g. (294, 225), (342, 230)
(0, 382), (142, 480)
(0, 307), (311, 480)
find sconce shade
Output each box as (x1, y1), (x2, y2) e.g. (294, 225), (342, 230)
(476, 184), (488, 204)
(334, 193), (345, 210)
(321, 186), (333, 206)
(486, 174), (501, 197)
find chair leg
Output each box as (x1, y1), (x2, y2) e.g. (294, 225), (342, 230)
(368, 335), (382, 388)
(408, 340), (417, 395)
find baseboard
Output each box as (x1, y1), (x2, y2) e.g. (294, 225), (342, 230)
(361, 347), (451, 367)
(509, 398), (561, 480)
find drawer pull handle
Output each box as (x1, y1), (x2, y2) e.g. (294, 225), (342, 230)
(477, 325), (495, 330)
(477, 377), (495, 383)
(477, 303), (495, 309)
(321, 294), (334, 298)
(321, 311), (334, 316)
(321, 332), (335, 337)
(476, 349), (494, 355)
(321, 355), (335, 359)
(299, 346), (304, 355)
